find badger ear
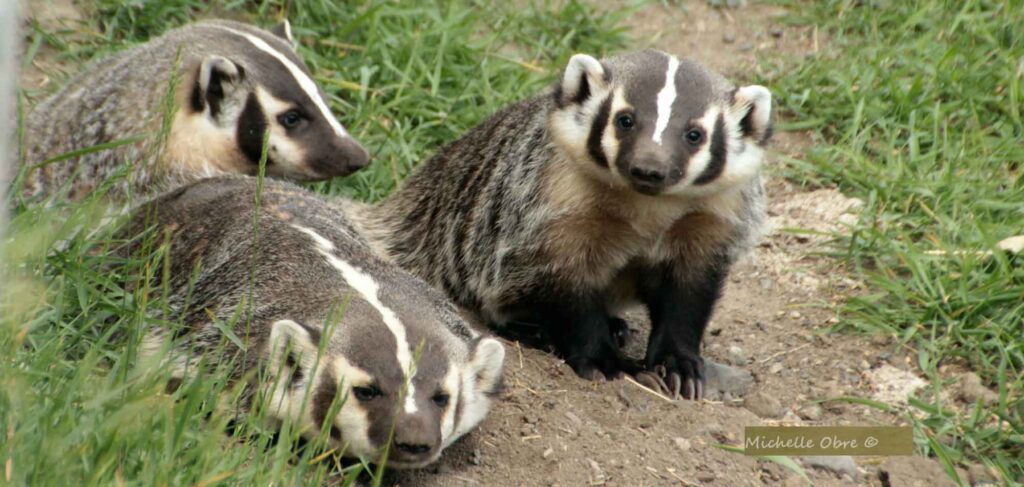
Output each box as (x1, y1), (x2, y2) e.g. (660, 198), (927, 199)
(732, 85), (773, 144)
(469, 337), (505, 395)
(193, 55), (245, 117)
(270, 19), (297, 49)
(267, 319), (319, 385)
(558, 54), (609, 106)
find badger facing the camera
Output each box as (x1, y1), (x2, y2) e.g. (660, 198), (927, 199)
(354, 49), (772, 400)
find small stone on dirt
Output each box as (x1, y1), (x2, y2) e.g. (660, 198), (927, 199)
(769, 362), (784, 374)
(726, 345), (748, 365)
(723, 33), (736, 43)
(673, 437), (691, 452)
(967, 462), (996, 484)
(781, 410), (802, 424)
(705, 360), (754, 397)
(769, 28), (783, 38)
(470, 448), (483, 466)
(802, 455), (858, 480)
(797, 404), (823, 421)
(782, 475), (810, 487)
(958, 372), (999, 405)
(743, 390), (784, 418)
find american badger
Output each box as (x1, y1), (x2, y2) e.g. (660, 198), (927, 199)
(127, 176), (504, 468)
(357, 49), (772, 400)
(18, 19), (369, 203)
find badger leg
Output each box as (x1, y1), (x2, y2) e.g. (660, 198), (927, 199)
(509, 288), (633, 381)
(637, 259), (728, 400)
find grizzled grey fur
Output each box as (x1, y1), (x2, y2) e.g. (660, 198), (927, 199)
(354, 49), (773, 400)
(124, 176), (504, 468)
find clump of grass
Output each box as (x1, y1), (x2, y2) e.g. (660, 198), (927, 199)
(4, 0), (630, 484)
(762, 0), (1023, 481)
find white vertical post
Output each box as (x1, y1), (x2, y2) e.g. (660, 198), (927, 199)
(0, 0), (20, 243)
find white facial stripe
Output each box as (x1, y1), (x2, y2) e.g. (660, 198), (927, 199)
(254, 87), (308, 175)
(681, 105), (722, 185)
(210, 25), (351, 139)
(291, 225), (419, 413)
(331, 356), (375, 455)
(439, 366), (460, 444)
(602, 87), (630, 174)
(652, 55), (680, 145)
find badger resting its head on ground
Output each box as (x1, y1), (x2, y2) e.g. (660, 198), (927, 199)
(359, 49), (772, 400)
(17, 19), (369, 203)
(126, 176), (503, 468)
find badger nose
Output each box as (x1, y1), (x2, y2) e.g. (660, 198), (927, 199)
(395, 442), (431, 455)
(342, 137), (370, 172)
(629, 165), (667, 184)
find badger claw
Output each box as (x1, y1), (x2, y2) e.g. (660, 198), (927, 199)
(639, 353), (705, 400)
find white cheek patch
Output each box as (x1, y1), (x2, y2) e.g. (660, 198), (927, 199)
(291, 224), (419, 414)
(438, 366), (461, 445)
(652, 55), (680, 146)
(253, 87), (307, 174)
(681, 105), (723, 187)
(331, 356), (376, 456)
(210, 24), (351, 139)
(548, 85), (613, 167)
(601, 87), (630, 176)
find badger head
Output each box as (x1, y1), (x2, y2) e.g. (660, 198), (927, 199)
(549, 49), (772, 198)
(177, 20), (369, 181)
(260, 226), (504, 469)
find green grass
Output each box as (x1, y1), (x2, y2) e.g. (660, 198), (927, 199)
(3, 1), (630, 485)
(7, 0), (1023, 484)
(762, 0), (1023, 481)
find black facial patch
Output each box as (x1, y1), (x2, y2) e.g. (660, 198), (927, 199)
(285, 350), (304, 389)
(237, 92), (268, 166)
(587, 96), (612, 168)
(312, 369), (339, 433)
(190, 77), (204, 113)
(693, 113), (727, 185)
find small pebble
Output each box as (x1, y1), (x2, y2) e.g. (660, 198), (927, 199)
(673, 437), (691, 452)
(769, 28), (783, 38)
(797, 404), (823, 421)
(726, 345), (747, 365)
(802, 455), (858, 479)
(743, 390), (784, 418)
(769, 362), (784, 374)
(959, 372), (999, 404)
(723, 33), (737, 44)
(470, 449), (483, 466)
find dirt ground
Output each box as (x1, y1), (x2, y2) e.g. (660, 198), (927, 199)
(17, 1), (991, 486)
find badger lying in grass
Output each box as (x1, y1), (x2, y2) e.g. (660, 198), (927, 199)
(18, 19), (368, 204)
(125, 176), (504, 468)
(353, 49), (772, 400)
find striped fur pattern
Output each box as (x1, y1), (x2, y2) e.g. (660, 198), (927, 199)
(127, 176), (504, 468)
(358, 49), (772, 400)
(19, 19), (368, 203)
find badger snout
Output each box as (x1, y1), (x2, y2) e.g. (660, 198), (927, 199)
(626, 157), (681, 195)
(387, 413), (441, 467)
(330, 136), (371, 176)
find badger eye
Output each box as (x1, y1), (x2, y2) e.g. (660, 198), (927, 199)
(615, 114), (635, 130)
(352, 386), (381, 402)
(685, 128), (705, 145)
(278, 110), (303, 129)
(432, 393), (450, 408)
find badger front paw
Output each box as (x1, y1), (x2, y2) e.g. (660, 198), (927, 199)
(564, 341), (637, 382)
(638, 348), (705, 400)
